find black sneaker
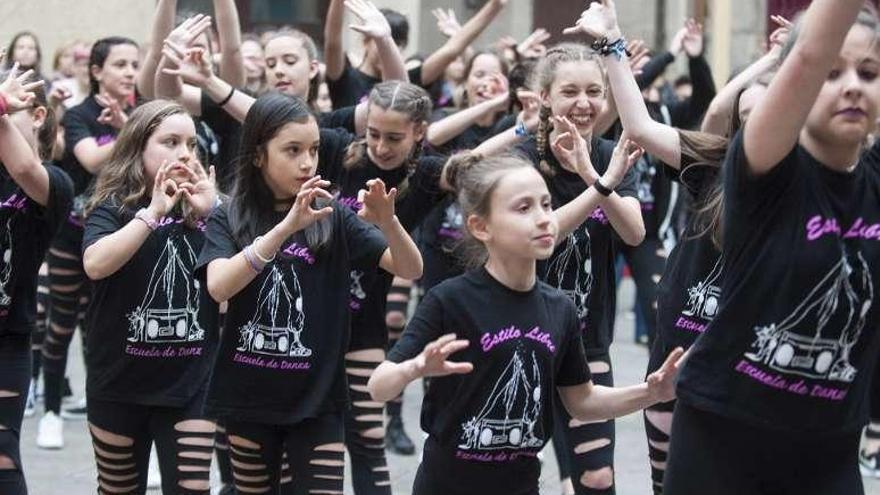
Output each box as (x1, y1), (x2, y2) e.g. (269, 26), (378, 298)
(61, 397), (87, 420)
(386, 415), (416, 455)
(860, 449), (880, 478)
(62, 377), (74, 403)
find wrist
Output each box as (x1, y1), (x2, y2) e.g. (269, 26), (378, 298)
(135, 208), (159, 231)
(376, 214), (401, 232)
(607, 28), (622, 41)
(403, 358), (423, 381)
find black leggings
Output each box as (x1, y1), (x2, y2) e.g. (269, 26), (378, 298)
(87, 395), (215, 494)
(553, 353), (616, 494)
(385, 279), (411, 419)
(345, 354), (392, 495)
(643, 398), (674, 494)
(226, 412), (345, 495)
(619, 238), (667, 347)
(664, 402), (863, 494)
(0, 334), (31, 494)
(30, 262), (49, 383)
(43, 223), (90, 414)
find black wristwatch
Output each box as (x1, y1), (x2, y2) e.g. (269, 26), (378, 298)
(593, 179), (614, 197)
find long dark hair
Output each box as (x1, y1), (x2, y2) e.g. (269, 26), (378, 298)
(88, 36), (138, 95)
(4, 32), (42, 72)
(230, 92), (332, 251)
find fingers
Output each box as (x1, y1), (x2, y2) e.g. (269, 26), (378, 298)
(661, 347), (686, 373)
(344, 0), (367, 20)
(438, 338), (469, 356)
(16, 68), (34, 83)
(444, 362), (474, 375)
(299, 175), (327, 192)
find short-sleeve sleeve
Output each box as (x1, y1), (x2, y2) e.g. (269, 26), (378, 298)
(341, 205), (387, 270)
(723, 129), (799, 219)
(318, 106), (357, 133)
(319, 128), (357, 184)
(386, 289), (445, 363)
(62, 105), (95, 154)
(83, 202), (125, 252)
(555, 300), (591, 386)
(195, 205), (239, 277)
(396, 156), (445, 231)
(41, 164), (74, 234)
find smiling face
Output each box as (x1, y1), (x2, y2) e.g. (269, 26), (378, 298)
(366, 104), (425, 170)
(470, 167), (558, 262)
(543, 60), (606, 136)
(142, 113), (198, 187)
(92, 43), (140, 99)
(264, 36), (319, 99)
(464, 53), (506, 107)
(804, 24), (880, 150)
(259, 117), (321, 201)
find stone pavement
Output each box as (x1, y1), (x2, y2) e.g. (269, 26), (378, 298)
(19, 280), (880, 494)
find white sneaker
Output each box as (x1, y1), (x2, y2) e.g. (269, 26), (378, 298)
(147, 444), (161, 489)
(36, 411), (64, 449)
(23, 380), (36, 418)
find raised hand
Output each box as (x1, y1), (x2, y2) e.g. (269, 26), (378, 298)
(433, 8), (462, 38)
(516, 90), (541, 132)
(409, 333), (473, 379)
(357, 178), (397, 227)
(563, 0), (620, 41)
(682, 18), (705, 57)
(346, 0), (392, 40)
(646, 347), (686, 403)
(148, 160), (184, 218)
(281, 175), (334, 234)
(627, 39), (650, 76)
(517, 28), (551, 60)
(0, 62), (44, 113)
(47, 85), (72, 109)
(166, 14), (213, 49)
(550, 116), (599, 184)
(161, 43), (214, 87)
(768, 15), (793, 55)
(603, 134), (644, 189)
(95, 92), (128, 129)
(668, 25), (687, 55)
(178, 162), (218, 218)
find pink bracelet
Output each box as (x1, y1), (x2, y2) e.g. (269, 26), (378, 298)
(0, 93), (9, 117)
(134, 208), (158, 231)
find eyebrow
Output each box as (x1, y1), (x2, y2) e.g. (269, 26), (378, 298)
(367, 127), (406, 137)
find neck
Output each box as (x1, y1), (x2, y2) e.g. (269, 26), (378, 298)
(800, 128), (861, 173)
(98, 89), (129, 107)
(484, 253), (536, 292)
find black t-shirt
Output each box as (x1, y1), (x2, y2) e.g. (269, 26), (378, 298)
(327, 57), (424, 109)
(0, 164), (73, 336)
(61, 95), (119, 204)
(517, 136), (639, 356)
(649, 161), (720, 376)
(677, 131), (880, 435)
(388, 267), (590, 491)
(196, 203), (387, 424)
(330, 143), (445, 347)
(83, 202), (219, 406)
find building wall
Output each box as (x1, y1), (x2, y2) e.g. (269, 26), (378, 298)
(0, 1), (154, 76)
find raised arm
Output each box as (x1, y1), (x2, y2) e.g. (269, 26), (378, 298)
(472, 90), (540, 156)
(427, 92), (508, 147)
(668, 21), (717, 130)
(744, 0), (864, 175)
(215, 0), (245, 88)
(0, 68), (50, 205)
(323, 0), (347, 81)
(566, 0), (682, 167)
(154, 15), (215, 115)
(419, 0), (507, 85)
(138, 0), (178, 99)
(348, 0), (408, 82)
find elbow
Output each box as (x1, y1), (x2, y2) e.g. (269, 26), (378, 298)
(366, 372), (392, 403)
(206, 278), (229, 304)
(82, 250), (108, 281)
(623, 224), (646, 247)
(397, 260), (423, 281)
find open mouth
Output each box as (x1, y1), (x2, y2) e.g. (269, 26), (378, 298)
(568, 114), (593, 126)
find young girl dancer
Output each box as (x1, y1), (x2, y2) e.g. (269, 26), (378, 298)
(368, 151), (682, 495)
(197, 92), (422, 494)
(38, 36), (141, 448)
(564, 2), (781, 490)
(0, 65), (73, 495)
(482, 42), (643, 494)
(570, 0), (880, 491)
(81, 100), (219, 494)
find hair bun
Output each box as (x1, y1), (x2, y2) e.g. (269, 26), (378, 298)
(444, 152), (483, 192)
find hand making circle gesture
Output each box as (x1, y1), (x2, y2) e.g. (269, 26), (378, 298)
(280, 175), (335, 234)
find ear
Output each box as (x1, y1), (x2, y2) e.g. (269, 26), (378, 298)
(540, 89), (551, 109)
(467, 213), (491, 244)
(308, 59), (320, 82)
(90, 63), (102, 83)
(412, 121), (428, 142)
(31, 106), (47, 129)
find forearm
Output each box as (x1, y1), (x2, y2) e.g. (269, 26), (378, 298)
(421, 0), (503, 84)
(635, 51), (674, 89)
(0, 116), (50, 205)
(323, 0), (346, 80)
(701, 53), (777, 136)
(600, 195), (645, 246)
(76, 141), (115, 175)
(675, 55), (716, 129)
(203, 74), (254, 123)
(138, 0), (177, 99)
(215, 0), (245, 87)
(368, 360), (419, 402)
(154, 55), (185, 100)
(206, 222), (290, 302)
(427, 98), (503, 146)
(379, 216), (423, 279)
(375, 35), (408, 82)
(566, 383), (655, 422)
(553, 186), (603, 241)
(473, 127), (524, 157)
(83, 220), (152, 280)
